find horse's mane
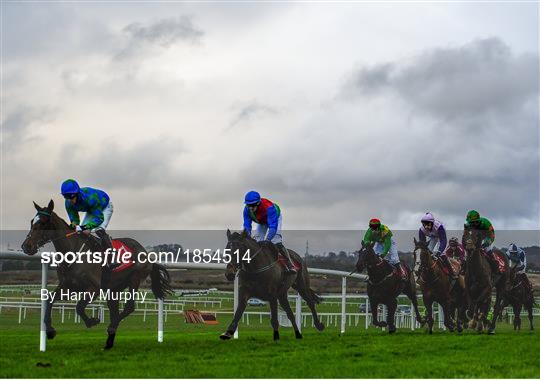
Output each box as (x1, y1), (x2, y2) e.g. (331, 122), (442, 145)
(50, 211), (72, 231)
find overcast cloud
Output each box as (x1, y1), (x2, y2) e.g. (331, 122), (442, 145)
(1, 2), (538, 237)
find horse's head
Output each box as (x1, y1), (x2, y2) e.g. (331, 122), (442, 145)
(224, 229), (253, 281)
(462, 227), (482, 253)
(413, 237), (431, 264)
(355, 241), (376, 273)
(21, 200), (56, 255)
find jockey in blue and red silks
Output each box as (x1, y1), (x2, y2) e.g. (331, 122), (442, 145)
(242, 191), (296, 274)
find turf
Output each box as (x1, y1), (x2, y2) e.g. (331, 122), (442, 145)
(0, 310), (538, 378)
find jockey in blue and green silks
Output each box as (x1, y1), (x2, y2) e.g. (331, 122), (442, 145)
(61, 179), (114, 287)
(242, 190), (296, 274)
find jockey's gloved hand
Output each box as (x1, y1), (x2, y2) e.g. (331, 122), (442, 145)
(481, 241), (490, 249)
(75, 225), (85, 233)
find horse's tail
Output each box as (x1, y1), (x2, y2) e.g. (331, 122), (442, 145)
(307, 287), (323, 304)
(151, 263), (173, 299)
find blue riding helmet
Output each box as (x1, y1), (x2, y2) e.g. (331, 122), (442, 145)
(244, 191), (261, 205)
(61, 179), (80, 195)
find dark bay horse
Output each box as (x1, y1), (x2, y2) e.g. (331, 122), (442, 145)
(463, 228), (509, 334)
(220, 230), (324, 340)
(413, 238), (468, 333)
(500, 263), (535, 331)
(355, 241), (423, 333)
(21, 200), (173, 349)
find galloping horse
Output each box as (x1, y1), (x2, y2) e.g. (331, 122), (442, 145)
(413, 238), (468, 333)
(355, 241), (423, 333)
(499, 263), (535, 331)
(463, 227), (509, 334)
(21, 200), (173, 349)
(220, 230), (324, 340)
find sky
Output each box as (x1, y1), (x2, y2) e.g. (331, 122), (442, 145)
(1, 2), (539, 234)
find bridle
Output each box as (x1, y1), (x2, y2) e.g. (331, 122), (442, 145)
(25, 211), (77, 252)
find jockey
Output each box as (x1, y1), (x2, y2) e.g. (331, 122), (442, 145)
(242, 191), (296, 274)
(506, 244), (526, 274)
(464, 210), (498, 273)
(362, 219), (406, 279)
(418, 212), (453, 277)
(61, 179), (114, 287)
(443, 237), (466, 262)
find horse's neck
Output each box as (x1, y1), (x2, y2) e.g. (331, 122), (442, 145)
(421, 250), (435, 270)
(50, 214), (80, 253)
(366, 253), (389, 280)
(468, 249), (490, 277)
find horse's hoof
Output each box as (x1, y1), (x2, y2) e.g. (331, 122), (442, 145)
(388, 326), (396, 334)
(46, 329), (56, 340)
(315, 322), (325, 332)
(86, 317), (100, 328)
(273, 331), (280, 341)
(378, 321), (388, 328)
(220, 332), (233, 340)
(457, 326), (463, 333)
(295, 331), (303, 339)
(105, 333), (115, 349)
(429, 329), (433, 335)
(488, 329), (495, 335)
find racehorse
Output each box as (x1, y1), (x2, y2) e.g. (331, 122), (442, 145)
(21, 200), (173, 349)
(462, 227), (509, 334)
(499, 262), (535, 331)
(413, 238), (468, 333)
(220, 229), (324, 340)
(355, 241), (424, 333)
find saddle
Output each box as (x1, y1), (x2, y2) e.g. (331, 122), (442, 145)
(482, 250), (507, 274)
(110, 239), (136, 273)
(277, 254), (301, 271)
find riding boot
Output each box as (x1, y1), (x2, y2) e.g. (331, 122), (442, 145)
(95, 228), (113, 252)
(95, 228), (113, 289)
(276, 243), (296, 274)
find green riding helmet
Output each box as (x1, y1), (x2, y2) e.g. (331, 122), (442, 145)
(466, 210), (481, 223)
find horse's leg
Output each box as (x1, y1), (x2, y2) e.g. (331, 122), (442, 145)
(488, 289), (504, 335)
(403, 279), (424, 325)
(526, 301), (534, 330)
(370, 299), (385, 328)
(442, 302), (455, 332)
(294, 270), (324, 331)
(425, 298), (434, 334)
(220, 291), (248, 340)
(269, 298), (280, 341)
(44, 284), (62, 339)
(105, 299), (120, 350)
(278, 294), (302, 339)
(76, 291), (100, 328)
(386, 299), (397, 334)
(119, 274), (141, 321)
(512, 303), (522, 331)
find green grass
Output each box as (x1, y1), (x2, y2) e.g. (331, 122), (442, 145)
(0, 310), (538, 378)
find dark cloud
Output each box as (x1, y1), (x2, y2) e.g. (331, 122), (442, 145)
(116, 16), (203, 60)
(58, 137), (184, 190)
(228, 101), (279, 129)
(343, 38), (539, 121)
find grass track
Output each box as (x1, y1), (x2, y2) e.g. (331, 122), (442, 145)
(0, 311), (539, 378)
